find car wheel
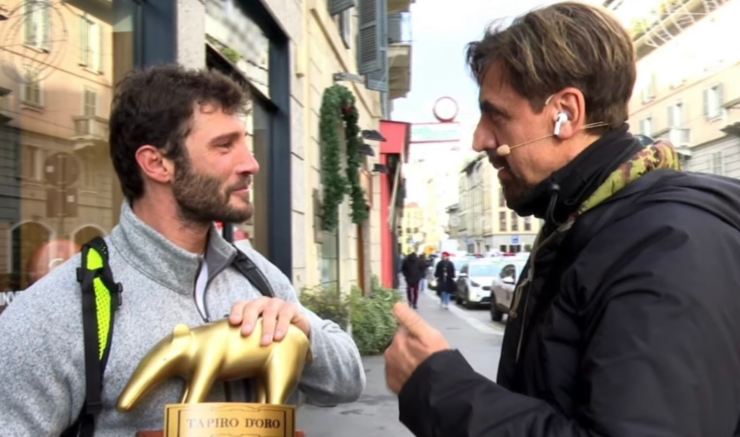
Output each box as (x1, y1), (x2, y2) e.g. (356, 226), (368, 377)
(490, 297), (503, 322)
(464, 290), (475, 309)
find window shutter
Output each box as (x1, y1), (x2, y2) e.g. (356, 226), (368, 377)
(91, 22), (102, 72)
(388, 13), (402, 43)
(24, 2), (35, 45)
(357, 0), (384, 74)
(365, 51), (388, 91)
(703, 88), (709, 118)
(79, 17), (89, 66)
(41, 0), (51, 51)
(667, 106), (674, 128)
(363, 0), (388, 91)
(717, 83), (724, 107)
(329, 0), (355, 15)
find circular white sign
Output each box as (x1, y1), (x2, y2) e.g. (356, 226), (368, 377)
(433, 96), (458, 122)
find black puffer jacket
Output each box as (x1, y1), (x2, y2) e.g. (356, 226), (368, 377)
(398, 132), (740, 436)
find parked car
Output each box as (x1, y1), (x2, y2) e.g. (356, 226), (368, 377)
(489, 258), (528, 321)
(455, 258), (505, 308)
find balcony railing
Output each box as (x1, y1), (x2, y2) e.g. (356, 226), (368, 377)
(71, 116), (109, 149)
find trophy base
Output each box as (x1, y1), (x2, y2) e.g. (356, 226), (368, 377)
(137, 402), (304, 437)
(136, 432), (305, 437)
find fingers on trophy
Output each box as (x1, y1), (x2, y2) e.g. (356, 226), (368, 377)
(118, 318), (312, 437)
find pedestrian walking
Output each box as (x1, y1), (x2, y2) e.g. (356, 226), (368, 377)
(433, 252), (455, 309)
(401, 252), (423, 309)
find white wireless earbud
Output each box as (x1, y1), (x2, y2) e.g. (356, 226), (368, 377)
(553, 111), (570, 137)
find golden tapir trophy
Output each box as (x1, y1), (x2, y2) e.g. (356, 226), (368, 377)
(117, 318), (311, 437)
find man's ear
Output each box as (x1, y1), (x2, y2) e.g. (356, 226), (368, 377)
(135, 145), (174, 184)
(549, 87), (586, 140)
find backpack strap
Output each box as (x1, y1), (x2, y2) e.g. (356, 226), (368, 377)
(63, 237), (122, 437)
(231, 247), (274, 298)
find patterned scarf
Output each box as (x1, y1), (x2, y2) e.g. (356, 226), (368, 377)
(577, 139), (682, 216)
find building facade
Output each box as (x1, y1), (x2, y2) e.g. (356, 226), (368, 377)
(453, 153), (540, 254)
(607, 0), (740, 177)
(0, 0), (413, 311)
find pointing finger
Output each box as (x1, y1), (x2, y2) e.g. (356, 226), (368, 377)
(393, 302), (432, 338)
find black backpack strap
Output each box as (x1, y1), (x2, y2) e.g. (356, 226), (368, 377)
(64, 237), (122, 437)
(231, 247), (274, 298)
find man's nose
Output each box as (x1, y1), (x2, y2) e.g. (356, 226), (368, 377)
(235, 142), (260, 175)
(471, 119), (496, 152)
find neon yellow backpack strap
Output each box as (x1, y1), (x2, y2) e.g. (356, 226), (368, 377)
(65, 237), (122, 437)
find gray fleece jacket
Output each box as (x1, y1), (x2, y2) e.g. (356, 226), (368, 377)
(0, 203), (365, 436)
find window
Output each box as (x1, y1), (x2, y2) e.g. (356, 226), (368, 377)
(337, 8), (352, 48)
(667, 102), (683, 128)
(499, 211), (507, 231)
(510, 211), (518, 231)
(21, 146), (43, 181)
(705, 84), (724, 120)
(640, 117), (652, 136)
(80, 15), (102, 72)
(83, 88), (97, 117)
(499, 245), (507, 253)
(24, 0), (50, 51)
(500, 264), (516, 281)
(523, 216), (531, 231)
(498, 187), (505, 207)
(641, 73), (656, 104)
(21, 71), (42, 107)
(712, 151), (724, 175)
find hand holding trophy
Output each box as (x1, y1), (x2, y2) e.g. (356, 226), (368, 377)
(117, 318), (312, 437)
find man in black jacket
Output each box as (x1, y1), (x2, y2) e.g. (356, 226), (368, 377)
(384, 2), (740, 436)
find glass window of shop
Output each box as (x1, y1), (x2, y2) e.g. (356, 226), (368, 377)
(205, 0), (273, 259)
(0, 0), (137, 312)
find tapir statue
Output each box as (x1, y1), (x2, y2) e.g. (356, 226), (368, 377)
(117, 318), (312, 411)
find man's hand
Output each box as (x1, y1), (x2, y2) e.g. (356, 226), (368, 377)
(229, 297), (311, 346)
(384, 302), (450, 394)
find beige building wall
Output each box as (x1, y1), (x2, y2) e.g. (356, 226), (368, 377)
(400, 203), (424, 254)
(626, 0), (740, 178)
(302, 1), (382, 293)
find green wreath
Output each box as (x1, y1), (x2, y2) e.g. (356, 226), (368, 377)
(319, 84), (370, 231)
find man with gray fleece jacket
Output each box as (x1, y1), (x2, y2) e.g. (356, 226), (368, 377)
(0, 65), (365, 435)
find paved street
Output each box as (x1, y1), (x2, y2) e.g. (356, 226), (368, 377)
(297, 285), (506, 436)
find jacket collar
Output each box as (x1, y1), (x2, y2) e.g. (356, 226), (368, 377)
(109, 202), (238, 294)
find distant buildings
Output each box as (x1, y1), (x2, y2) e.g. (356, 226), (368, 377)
(607, 0), (740, 177)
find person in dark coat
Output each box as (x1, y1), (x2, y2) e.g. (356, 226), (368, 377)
(433, 252), (455, 309)
(383, 3), (740, 436)
(417, 254), (429, 293)
(401, 252), (423, 309)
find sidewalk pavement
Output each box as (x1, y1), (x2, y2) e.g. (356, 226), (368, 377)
(297, 283), (504, 436)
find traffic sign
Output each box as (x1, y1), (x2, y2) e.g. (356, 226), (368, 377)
(44, 152), (79, 186)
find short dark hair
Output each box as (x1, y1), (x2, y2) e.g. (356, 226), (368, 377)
(466, 2), (636, 129)
(108, 65), (247, 202)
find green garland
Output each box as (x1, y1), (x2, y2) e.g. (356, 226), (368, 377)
(319, 84), (369, 231)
